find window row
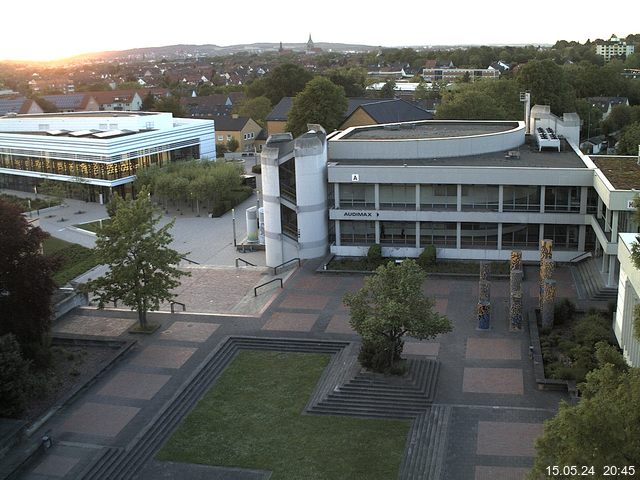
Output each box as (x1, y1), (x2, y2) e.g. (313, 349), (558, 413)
(336, 184), (584, 213)
(338, 221), (579, 250)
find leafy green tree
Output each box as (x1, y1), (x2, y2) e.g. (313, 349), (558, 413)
(0, 200), (59, 365)
(343, 259), (452, 373)
(154, 95), (185, 117)
(437, 79), (522, 120)
(617, 122), (640, 155)
(141, 92), (156, 111)
(0, 334), (32, 418)
(226, 137), (240, 153)
(530, 355), (640, 477)
(255, 63), (314, 106)
(286, 77), (347, 137)
(517, 59), (576, 115)
(87, 187), (189, 329)
(236, 96), (271, 127)
(326, 67), (367, 97)
(379, 80), (396, 99)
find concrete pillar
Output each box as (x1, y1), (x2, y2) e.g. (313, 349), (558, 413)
(602, 253), (608, 274)
(540, 239), (553, 260)
(477, 300), (491, 330)
(375, 221), (380, 244)
(374, 183), (380, 210)
(541, 279), (556, 330)
(480, 262), (490, 281)
(539, 224), (545, 243)
(579, 186), (588, 215)
(597, 196), (603, 219)
(498, 185), (504, 213)
(540, 186), (546, 213)
(497, 223), (503, 250)
(612, 211), (619, 242)
(578, 225), (586, 251)
(479, 280), (490, 303)
(605, 208), (611, 233)
(457, 184), (462, 212)
(415, 184), (421, 211)
(335, 220), (341, 247)
(510, 290), (523, 330)
(415, 221), (420, 249)
(510, 268), (523, 295)
(540, 258), (555, 309)
(608, 255), (617, 287)
(334, 183), (340, 209)
(510, 250), (523, 271)
(456, 222), (461, 250)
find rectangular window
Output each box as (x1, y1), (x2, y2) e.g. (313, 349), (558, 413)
(420, 184), (456, 210)
(503, 185), (541, 212)
(379, 184), (415, 210)
(380, 221), (416, 246)
(502, 223), (540, 249)
(544, 186), (580, 213)
(340, 220), (376, 245)
(461, 185), (499, 211)
(460, 223), (498, 249)
(543, 224), (579, 250)
(339, 184), (375, 209)
(420, 222), (457, 247)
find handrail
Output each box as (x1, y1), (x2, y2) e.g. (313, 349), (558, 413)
(273, 257), (301, 275)
(569, 251), (592, 263)
(235, 257), (257, 267)
(254, 278), (283, 296)
(170, 301), (186, 313)
(181, 256), (200, 265)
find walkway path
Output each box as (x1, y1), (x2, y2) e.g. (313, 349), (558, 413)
(10, 259), (583, 480)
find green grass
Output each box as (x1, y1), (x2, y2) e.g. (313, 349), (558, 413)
(157, 350), (410, 480)
(43, 237), (101, 285)
(74, 219), (111, 233)
(0, 193), (60, 212)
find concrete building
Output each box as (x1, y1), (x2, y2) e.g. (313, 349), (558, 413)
(0, 111), (215, 202)
(596, 35), (635, 62)
(615, 233), (640, 367)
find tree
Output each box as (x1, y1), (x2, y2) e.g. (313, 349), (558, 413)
(343, 259), (452, 373)
(252, 63), (314, 106)
(141, 92), (156, 111)
(326, 67), (367, 97)
(379, 80), (396, 99)
(236, 96), (272, 127)
(87, 187), (190, 329)
(154, 95), (185, 117)
(437, 79), (522, 120)
(617, 122), (640, 155)
(286, 77), (348, 137)
(516, 59), (576, 116)
(0, 200), (59, 365)
(226, 137), (240, 153)
(529, 351), (640, 477)
(0, 334), (33, 418)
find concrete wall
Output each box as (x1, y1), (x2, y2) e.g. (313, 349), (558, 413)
(615, 233), (640, 367)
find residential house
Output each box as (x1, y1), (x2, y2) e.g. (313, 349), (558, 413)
(587, 97), (630, 119)
(215, 115), (263, 152)
(596, 35), (635, 62)
(0, 97), (44, 116)
(87, 90), (144, 111)
(181, 93), (245, 118)
(580, 135), (608, 154)
(339, 99), (433, 129)
(41, 94), (99, 112)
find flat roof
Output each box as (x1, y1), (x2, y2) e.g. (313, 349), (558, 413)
(592, 156), (640, 190)
(341, 121), (519, 140)
(4, 111), (158, 119)
(330, 139), (586, 169)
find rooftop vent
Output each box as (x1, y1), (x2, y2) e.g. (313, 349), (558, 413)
(504, 150), (520, 159)
(383, 124), (400, 131)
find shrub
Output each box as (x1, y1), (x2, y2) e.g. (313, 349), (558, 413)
(554, 298), (577, 325)
(417, 245), (437, 269)
(252, 164), (262, 174)
(0, 334), (32, 418)
(366, 244), (382, 268)
(573, 313), (613, 345)
(358, 338), (405, 374)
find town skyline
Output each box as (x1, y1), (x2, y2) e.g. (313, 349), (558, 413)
(3, 0), (638, 62)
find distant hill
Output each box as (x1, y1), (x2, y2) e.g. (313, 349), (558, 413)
(67, 42), (379, 62)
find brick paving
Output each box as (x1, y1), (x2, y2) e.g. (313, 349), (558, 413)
(19, 262), (584, 480)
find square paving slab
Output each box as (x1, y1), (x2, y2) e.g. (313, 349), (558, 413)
(462, 368), (524, 395)
(476, 421), (544, 457)
(403, 341), (440, 357)
(261, 312), (319, 332)
(475, 466), (530, 479)
(132, 345), (196, 369)
(98, 371), (171, 400)
(278, 293), (331, 310)
(159, 321), (220, 342)
(294, 275), (343, 292)
(61, 402), (140, 437)
(325, 314), (356, 334)
(32, 455), (80, 477)
(466, 338), (522, 360)
(53, 315), (136, 337)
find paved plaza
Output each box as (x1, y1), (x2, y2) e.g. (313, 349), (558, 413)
(10, 258), (582, 480)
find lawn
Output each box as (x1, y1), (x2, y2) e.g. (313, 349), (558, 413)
(74, 218), (111, 233)
(157, 350), (410, 480)
(43, 237), (101, 285)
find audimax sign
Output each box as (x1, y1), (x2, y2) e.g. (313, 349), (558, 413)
(343, 211), (380, 217)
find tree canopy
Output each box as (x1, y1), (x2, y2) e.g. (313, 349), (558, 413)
(516, 59), (576, 116)
(617, 122), (640, 155)
(437, 79), (522, 120)
(286, 76), (347, 137)
(343, 259), (452, 373)
(247, 63), (314, 106)
(0, 199), (59, 364)
(530, 346), (640, 476)
(87, 188), (189, 329)
(235, 95), (272, 127)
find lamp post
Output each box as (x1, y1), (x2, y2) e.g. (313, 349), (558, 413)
(232, 208), (237, 247)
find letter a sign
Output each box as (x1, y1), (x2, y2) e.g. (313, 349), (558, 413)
(351, 174), (360, 182)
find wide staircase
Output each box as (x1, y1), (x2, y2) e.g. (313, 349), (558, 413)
(572, 258), (618, 300)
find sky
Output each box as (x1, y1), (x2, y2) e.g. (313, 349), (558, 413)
(2, 0), (638, 62)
